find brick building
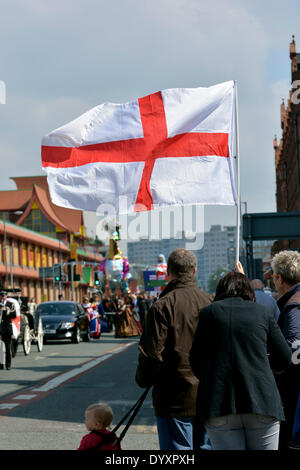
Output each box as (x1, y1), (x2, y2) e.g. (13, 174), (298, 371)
(273, 36), (300, 250)
(0, 175), (103, 302)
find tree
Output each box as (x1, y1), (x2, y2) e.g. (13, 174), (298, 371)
(207, 266), (228, 294)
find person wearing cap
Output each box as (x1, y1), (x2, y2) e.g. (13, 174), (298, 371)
(0, 290), (17, 370)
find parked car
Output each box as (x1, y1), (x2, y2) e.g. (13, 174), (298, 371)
(36, 301), (90, 344)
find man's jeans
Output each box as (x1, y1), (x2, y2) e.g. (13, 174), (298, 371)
(156, 416), (211, 450)
(204, 413), (280, 450)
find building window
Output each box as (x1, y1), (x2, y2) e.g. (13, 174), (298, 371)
(21, 209), (56, 237)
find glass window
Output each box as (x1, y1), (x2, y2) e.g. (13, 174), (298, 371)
(37, 302), (77, 316)
(21, 209), (56, 237)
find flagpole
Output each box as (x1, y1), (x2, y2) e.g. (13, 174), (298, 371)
(234, 80), (241, 266)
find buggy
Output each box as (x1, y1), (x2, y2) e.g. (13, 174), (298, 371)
(6, 289), (44, 356)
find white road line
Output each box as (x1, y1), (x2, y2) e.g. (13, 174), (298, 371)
(32, 343), (134, 393)
(13, 395), (37, 400)
(0, 403), (19, 410)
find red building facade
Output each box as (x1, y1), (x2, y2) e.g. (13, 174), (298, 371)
(273, 36), (300, 250)
(0, 175), (103, 301)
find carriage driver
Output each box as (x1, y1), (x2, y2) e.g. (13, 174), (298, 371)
(0, 290), (17, 370)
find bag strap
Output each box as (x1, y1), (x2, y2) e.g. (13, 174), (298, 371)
(115, 386), (151, 443)
(87, 387), (151, 450)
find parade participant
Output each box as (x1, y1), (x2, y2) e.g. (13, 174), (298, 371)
(28, 297), (38, 316)
(271, 250), (300, 449)
(82, 295), (100, 339)
(114, 298), (141, 338)
(0, 291), (17, 370)
(136, 248), (212, 450)
(137, 293), (149, 329)
(78, 403), (121, 450)
(190, 268), (291, 450)
(130, 295), (143, 333)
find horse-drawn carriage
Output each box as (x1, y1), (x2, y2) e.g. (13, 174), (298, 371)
(4, 289), (44, 356)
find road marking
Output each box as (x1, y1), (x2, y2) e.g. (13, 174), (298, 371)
(32, 343), (133, 393)
(0, 404), (19, 410)
(13, 395), (37, 400)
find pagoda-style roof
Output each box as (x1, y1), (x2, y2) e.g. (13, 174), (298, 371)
(0, 175), (84, 235)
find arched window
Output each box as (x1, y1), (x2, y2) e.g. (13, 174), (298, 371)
(21, 209), (56, 237)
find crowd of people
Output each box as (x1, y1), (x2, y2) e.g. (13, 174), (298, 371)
(1, 247), (300, 452)
(80, 291), (154, 339)
(135, 248), (300, 452)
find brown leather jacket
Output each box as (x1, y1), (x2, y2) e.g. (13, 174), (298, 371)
(135, 278), (212, 417)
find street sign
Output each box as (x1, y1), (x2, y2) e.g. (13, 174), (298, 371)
(38, 266), (54, 278)
(145, 279), (168, 288)
(243, 212), (300, 240)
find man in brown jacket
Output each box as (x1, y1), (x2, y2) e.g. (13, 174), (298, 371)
(135, 249), (212, 450)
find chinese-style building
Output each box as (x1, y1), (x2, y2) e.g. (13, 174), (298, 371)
(273, 36), (300, 251)
(0, 175), (103, 302)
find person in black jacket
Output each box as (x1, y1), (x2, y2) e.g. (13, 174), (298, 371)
(190, 268), (291, 450)
(271, 250), (300, 449)
(0, 290), (16, 370)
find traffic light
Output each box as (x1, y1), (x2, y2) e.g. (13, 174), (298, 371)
(54, 264), (62, 282)
(68, 259), (80, 282)
(94, 271), (100, 285)
(54, 264), (67, 282)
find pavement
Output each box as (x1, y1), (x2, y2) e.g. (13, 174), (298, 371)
(0, 332), (159, 451)
(0, 416), (159, 450)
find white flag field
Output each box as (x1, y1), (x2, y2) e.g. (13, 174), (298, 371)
(41, 80), (238, 215)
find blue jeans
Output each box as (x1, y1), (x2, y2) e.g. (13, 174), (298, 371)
(205, 413), (280, 450)
(156, 416), (211, 450)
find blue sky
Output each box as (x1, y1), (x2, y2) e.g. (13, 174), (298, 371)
(0, 0), (299, 237)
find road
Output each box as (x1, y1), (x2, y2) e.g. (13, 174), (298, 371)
(0, 332), (159, 450)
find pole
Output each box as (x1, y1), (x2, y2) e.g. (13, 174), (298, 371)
(234, 80), (241, 265)
(71, 261), (75, 301)
(3, 217), (8, 288)
(42, 267), (46, 302)
(10, 245), (13, 288)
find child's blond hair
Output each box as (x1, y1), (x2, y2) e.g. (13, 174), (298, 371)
(86, 403), (114, 428)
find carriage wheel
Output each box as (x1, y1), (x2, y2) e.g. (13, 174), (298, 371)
(36, 318), (44, 352)
(23, 324), (31, 355)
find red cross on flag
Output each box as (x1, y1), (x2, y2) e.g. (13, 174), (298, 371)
(42, 80), (237, 214)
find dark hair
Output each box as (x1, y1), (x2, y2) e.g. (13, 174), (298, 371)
(214, 272), (255, 302)
(167, 249), (197, 280)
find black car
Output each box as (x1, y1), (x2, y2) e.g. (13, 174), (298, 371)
(37, 301), (90, 343)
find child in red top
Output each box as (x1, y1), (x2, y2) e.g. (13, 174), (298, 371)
(78, 403), (121, 450)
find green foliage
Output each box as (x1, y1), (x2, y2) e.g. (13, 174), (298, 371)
(207, 266), (228, 294)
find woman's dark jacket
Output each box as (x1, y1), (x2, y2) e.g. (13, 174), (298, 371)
(190, 297), (291, 421)
(135, 278), (212, 418)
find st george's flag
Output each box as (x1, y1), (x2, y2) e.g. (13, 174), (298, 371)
(41, 80), (237, 214)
